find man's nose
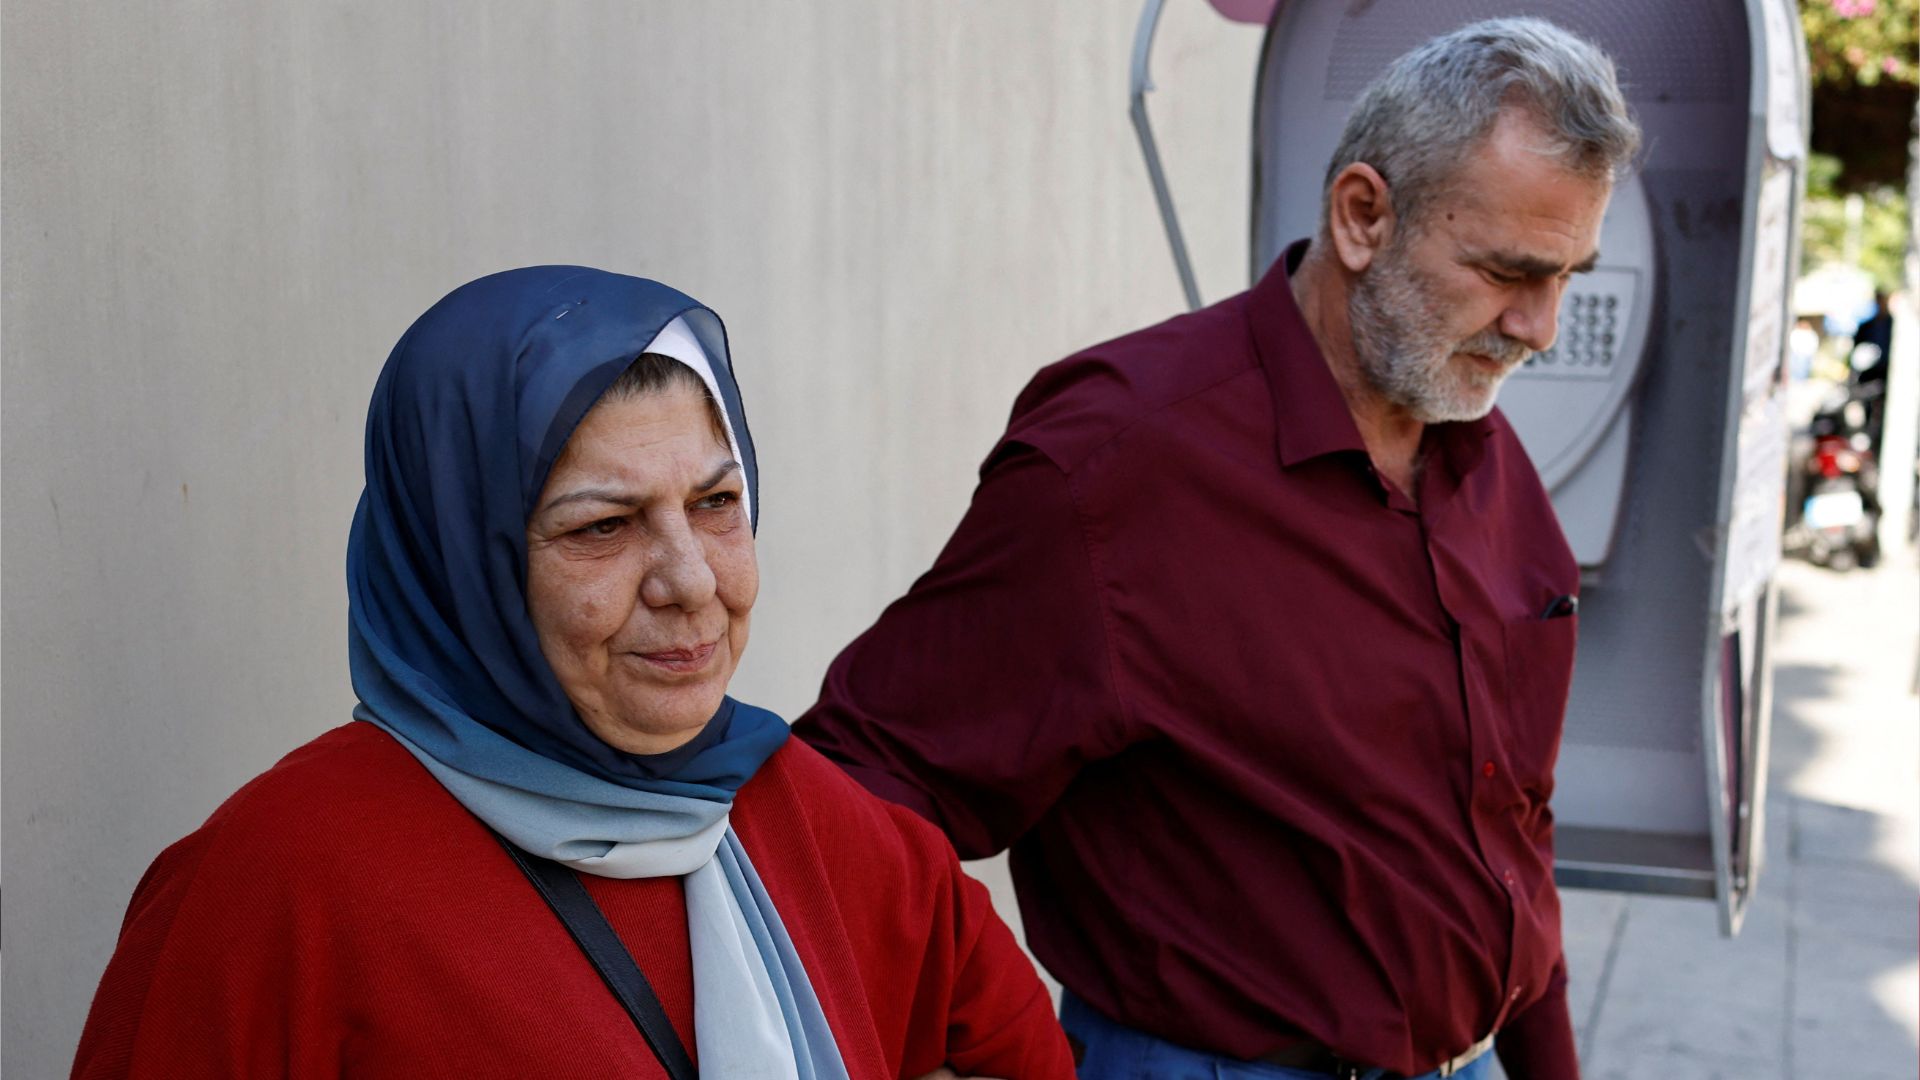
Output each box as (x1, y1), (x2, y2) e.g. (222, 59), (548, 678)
(1500, 281), (1566, 354)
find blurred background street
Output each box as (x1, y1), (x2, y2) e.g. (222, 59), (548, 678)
(1523, 549), (1920, 1079)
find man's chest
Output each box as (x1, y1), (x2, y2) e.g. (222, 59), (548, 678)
(1081, 440), (1576, 794)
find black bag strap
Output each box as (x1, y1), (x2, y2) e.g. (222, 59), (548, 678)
(491, 831), (699, 1080)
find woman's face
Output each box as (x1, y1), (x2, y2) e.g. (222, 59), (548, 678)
(525, 381), (755, 755)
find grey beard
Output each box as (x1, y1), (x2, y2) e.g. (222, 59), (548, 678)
(1347, 256), (1531, 423)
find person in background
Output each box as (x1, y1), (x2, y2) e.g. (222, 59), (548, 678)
(1789, 316), (1820, 383)
(1853, 290), (1894, 451)
(1854, 290), (1894, 376)
(72, 268), (1072, 1080)
(796, 18), (1639, 1080)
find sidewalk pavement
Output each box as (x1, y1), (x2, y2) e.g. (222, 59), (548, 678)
(1524, 549), (1920, 1079)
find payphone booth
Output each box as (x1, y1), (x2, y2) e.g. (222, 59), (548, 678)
(1132, 0), (1807, 933)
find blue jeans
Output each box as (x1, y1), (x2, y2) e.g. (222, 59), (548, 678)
(1061, 991), (1495, 1080)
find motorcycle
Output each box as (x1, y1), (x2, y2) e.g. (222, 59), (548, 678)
(1784, 344), (1883, 570)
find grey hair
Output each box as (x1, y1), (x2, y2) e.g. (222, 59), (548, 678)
(600, 352), (729, 445)
(1322, 17), (1641, 234)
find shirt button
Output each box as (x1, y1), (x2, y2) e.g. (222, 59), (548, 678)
(1482, 761), (1497, 778)
(1510, 988), (1522, 1001)
(1502, 869), (1516, 885)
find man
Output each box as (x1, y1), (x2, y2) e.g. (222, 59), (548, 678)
(796, 18), (1638, 1080)
(1854, 291), (1893, 453)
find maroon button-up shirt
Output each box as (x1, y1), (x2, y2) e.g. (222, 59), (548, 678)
(795, 243), (1580, 1078)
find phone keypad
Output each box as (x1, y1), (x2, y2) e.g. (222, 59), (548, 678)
(1518, 286), (1633, 382)
(1527, 292), (1620, 375)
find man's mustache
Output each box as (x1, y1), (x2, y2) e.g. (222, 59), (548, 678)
(1456, 328), (1532, 368)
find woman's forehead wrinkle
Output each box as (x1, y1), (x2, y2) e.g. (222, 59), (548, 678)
(539, 486), (642, 515)
(539, 407), (741, 519)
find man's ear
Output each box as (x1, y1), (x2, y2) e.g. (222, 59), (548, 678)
(1325, 163), (1396, 273)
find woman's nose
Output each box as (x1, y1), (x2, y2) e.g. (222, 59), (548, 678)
(640, 518), (718, 610)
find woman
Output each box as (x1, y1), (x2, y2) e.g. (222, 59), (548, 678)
(72, 268), (1074, 1079)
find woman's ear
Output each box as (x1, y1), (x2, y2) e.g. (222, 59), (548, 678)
(1324, 163), (1397, 274)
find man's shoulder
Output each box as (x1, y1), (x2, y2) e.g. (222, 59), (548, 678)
(1001, 297), (1262, 474)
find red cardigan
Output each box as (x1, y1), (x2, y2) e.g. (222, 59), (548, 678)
(73, 723), (1074, 1079)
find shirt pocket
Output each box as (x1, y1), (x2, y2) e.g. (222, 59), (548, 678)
(1500, 614), (1578, 801)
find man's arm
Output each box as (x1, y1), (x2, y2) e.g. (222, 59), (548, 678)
(794, 444), (1135, 858)
(1494, 954), (1578, 1078)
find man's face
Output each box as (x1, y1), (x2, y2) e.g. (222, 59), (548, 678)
(1348, 111), (1612, 423)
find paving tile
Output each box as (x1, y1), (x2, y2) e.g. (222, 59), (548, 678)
(1793, 799), (1920, 876)
(1587, 985), (1788, 1067)
(1560, 888), (1627, 1047)
(1581, 1045), (1786, 1080)
(1794, 855), (1920, 909)
(1796, 931), (1919, 991)
(1602, 894), (1791, 1003)
(1789, 1001), (1918, 1079)
(1793, 869), (1919, 951)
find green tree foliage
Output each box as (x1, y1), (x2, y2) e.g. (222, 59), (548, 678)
(1803, 153), (1909, 289)
(1803, 0), (1917, 88)
(1799, 0), (1915, 287)
(1801, 0), (1914, 190)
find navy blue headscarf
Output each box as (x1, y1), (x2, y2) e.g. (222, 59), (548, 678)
(348, 266), (784, 790)
(346, 268), (847, 1077)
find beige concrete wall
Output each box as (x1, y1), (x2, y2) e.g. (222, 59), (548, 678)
(1, 1), (1258, 1071)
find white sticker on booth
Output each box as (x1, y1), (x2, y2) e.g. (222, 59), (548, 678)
(1760, 0), (1805, 160)
(1742, 168), (1795, 401)
(1722, 390), (1787, 622)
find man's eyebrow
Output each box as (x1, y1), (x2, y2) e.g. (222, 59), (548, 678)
(1472, 249), (1602, 277)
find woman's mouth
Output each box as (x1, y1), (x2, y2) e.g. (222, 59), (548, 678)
(635, 640), (718, 674)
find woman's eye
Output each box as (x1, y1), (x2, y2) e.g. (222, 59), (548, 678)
(693, 491), (740, 512)
(578, 517), (626, 537)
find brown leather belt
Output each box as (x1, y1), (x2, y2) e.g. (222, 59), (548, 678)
(1258, 1031), (1497, 1078)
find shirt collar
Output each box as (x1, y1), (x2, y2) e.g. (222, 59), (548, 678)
(1248, 239), (1497, 474)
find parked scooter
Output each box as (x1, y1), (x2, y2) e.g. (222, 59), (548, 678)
(1784, 344), (1883, 570)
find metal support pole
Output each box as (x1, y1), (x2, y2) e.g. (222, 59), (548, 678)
(1129, 0), (1203, 311)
